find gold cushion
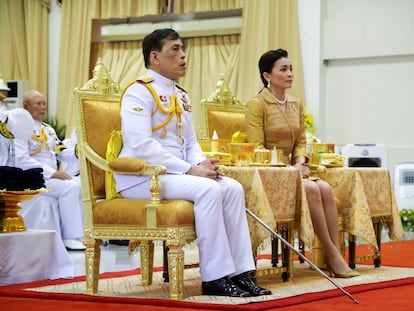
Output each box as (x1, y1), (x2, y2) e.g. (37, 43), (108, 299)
(208, 110), (245, 140)
(105, 130), (123, 200)
(93, 198), (194, 226)
(109, 157), (147, 173)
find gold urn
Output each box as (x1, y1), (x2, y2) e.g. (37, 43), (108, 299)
(0, 190), (43, 233)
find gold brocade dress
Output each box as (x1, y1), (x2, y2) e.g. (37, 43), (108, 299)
(245, 87), (308, 166)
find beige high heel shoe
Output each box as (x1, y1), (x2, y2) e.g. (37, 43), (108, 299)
(324, 258), (360, 278)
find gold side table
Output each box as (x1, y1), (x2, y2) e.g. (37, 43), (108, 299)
(0, 190), (43, 233)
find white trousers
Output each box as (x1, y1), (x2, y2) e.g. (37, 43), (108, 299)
(121, 175), (255, 282)
(41, 177), (84, 239)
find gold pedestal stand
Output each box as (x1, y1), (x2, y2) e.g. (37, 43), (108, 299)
(0, 190), (42, 233)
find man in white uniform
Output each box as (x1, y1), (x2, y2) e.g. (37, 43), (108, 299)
(115, 29), (271, 297)
(14, 90), (85, 250)
(0, 108), (34, 166)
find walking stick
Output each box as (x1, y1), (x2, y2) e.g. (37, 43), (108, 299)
(246, 208), (359, 304)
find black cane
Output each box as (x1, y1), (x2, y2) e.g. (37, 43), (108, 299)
(246, 208), (359, 304)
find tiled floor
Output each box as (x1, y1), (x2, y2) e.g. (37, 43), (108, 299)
(68, 230), (414, 277)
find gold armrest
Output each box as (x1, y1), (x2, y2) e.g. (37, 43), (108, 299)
(109, 157), (167, 176)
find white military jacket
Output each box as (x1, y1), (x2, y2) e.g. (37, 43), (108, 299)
(15, 120), (77, 179)
(115, 69), (206, 192)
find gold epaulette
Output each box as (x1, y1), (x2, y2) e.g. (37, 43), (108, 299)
(0, 121), (14, 139)
(137, 77), (154, 84)
(55, 143), (67, 154)
(176, 83), (187, 93)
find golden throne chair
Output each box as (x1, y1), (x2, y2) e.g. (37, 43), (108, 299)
(200, 74), (246, 145)
(73, 59), (196, 300)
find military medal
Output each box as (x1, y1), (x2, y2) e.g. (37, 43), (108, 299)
(181, 94), (192, 112)
(159, 95), (168, 106)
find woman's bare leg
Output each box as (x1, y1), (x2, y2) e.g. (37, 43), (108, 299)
(304, 179), (348, 274)
(317, 179), (339, 247)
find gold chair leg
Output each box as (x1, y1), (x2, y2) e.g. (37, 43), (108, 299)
(140, 240), (154, 286)
(167, 245), (185, 300)
(85, 238), (102, 294)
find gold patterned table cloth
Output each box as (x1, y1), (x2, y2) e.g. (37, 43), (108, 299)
(224, 166), (314, 253)
(225, 166), (404, 254)
(318, 167), (404, 249)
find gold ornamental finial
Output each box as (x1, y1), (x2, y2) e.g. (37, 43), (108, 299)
(81, 58), (121, 95)
(202, 74), (240, 106)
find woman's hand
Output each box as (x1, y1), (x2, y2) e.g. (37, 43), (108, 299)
(294, 162), (311, 178)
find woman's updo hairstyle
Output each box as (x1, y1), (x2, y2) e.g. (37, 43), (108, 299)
(258, 49), (288, 87)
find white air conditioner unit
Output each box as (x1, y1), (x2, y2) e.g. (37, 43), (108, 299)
(3, 80), (30, 109)
(340, 144), (387, 168)
(394, 162), (414, 211)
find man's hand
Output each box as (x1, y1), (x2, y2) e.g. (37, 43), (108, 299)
(52, 171), (73, 180)
(187, 158), (224, 180)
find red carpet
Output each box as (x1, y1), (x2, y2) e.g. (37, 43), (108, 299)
(1, 239), (413, 311)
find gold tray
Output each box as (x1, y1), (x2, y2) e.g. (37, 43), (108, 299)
(323, 164), (344, 168)
(0, 189), (44, 196)
(250, 163), (287, 167)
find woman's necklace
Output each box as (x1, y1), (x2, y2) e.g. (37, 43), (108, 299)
(273, 94), (287, 105)
(271, 92), (287, 105)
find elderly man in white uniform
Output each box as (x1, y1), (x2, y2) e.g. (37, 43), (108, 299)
(115, 29), (271, 297)
(14, 90), (85, 250)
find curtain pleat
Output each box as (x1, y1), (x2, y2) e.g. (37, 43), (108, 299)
(237, 0), (304, 104)
(0, 0), (48, 95)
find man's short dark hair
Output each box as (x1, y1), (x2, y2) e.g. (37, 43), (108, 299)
(142, 28), (182, 68)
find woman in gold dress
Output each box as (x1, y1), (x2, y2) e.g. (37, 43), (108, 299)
(245, 49), (359, 278)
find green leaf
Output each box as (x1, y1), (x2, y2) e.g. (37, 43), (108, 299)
(44, 115), (66, 141)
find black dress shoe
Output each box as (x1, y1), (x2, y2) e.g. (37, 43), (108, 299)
(231, 272), (272, 296)
(202, 277), (250, 297)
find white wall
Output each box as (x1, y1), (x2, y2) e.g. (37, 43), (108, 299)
(318, 0), (414, 177)
(297, 0), (321, 128)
